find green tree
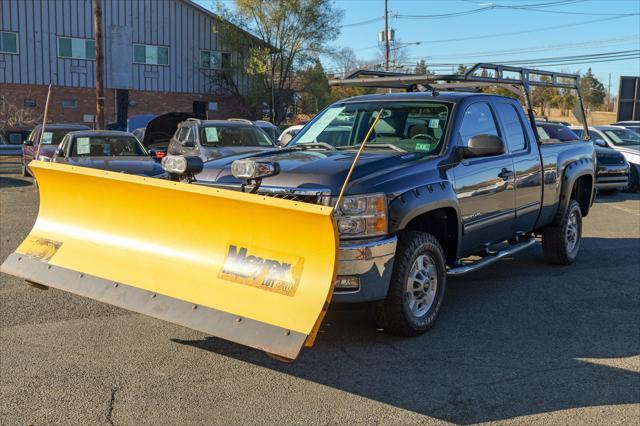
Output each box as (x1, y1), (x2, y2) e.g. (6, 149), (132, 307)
(215, 0), (343, 123)
(414, 59), (428, 75)
(580, 68), (606, 111)
(457, 64), (468, 75)
(300, 60), (329, 113)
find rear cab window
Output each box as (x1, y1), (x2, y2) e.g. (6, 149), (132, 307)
(495, 103), (527, 151)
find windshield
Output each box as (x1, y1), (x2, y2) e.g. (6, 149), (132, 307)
(536, 124), (580, 142)
(200, 126), (273, 147)
(293, 102), (451, 154)
(71, 136), (146, 157)
(601, 128), (640, 146)
(41, 130), (75, 146)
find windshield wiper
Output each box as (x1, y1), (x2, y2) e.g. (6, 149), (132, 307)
(291, 142), (336, 151)
(336, 143), (406, 153)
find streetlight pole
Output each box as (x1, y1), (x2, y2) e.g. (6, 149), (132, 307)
(384, 0), (390, 71)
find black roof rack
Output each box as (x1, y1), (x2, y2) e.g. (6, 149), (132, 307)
(329, 63), (589, 139)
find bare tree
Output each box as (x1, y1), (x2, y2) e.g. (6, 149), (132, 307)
(331, 47), (360, 78)
(377, 39), (409, 72)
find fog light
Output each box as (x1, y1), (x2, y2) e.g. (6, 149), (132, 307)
(335, 276), (360, 290)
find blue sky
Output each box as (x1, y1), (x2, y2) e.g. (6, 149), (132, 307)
(200, 0), (640, 93)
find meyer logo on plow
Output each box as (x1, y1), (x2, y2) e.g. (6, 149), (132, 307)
(220, 245), (303, 297)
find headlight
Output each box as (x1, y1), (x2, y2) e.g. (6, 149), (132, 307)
(231, 159), (279, 180)
(335, 193), (387, 239)
(38, 155), (51, 162)
(161, 155), (203, 175)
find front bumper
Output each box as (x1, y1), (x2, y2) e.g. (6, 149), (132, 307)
(331, 236), (397, 303)
(596, 163), (629, 190)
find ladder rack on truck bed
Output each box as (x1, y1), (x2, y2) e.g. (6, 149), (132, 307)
(329, 63), (590, 138)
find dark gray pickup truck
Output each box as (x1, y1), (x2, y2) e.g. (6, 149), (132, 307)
(163, 64), (596, 336)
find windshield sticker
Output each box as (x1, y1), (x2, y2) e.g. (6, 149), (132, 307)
(415, 142), (431, 151)
(219, 244), (303, 297)
(41, 132), (53, 145)
(429, 119), (439, 128)
(77, 137), (90, 155)
(205, 127), (219, 143)
(298, 106), (345, 144)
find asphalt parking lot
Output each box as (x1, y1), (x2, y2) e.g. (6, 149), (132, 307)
(1, 156), (639, 425)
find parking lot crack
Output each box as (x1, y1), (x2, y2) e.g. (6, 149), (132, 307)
(106, 386), (119, 426)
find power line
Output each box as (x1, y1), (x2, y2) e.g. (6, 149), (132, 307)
(355, 13), (639, 52)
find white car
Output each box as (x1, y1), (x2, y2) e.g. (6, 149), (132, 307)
(571, 125), (640, 192)
(278, 124), (304, 146)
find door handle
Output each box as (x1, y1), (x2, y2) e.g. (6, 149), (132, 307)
(498, 168), (514, 180)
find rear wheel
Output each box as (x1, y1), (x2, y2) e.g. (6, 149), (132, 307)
(374, 231), (446, 336)
(21, 159), (29, 177)
(542, 199), (582, 265)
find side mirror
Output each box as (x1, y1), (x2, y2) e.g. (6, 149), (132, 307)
(280, 133), (293, 146)
(181, 140), (196, 148)
(458, 134), (505, 159)
(594, 138), (607, 147)
(23, 140), (34, 146)
(54, 148), (64, 157)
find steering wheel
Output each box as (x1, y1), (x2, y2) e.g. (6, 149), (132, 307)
(411, 133), (437, 142)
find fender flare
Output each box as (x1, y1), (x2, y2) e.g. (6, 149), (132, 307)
(388, 181), (462, 259)
(554, 157), (595, 224)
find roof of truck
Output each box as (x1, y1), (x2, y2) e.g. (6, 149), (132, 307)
(339, 91), (510, 104)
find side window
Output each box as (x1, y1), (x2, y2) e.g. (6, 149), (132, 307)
(174, 127), (188, 142)
(458, 102), (499, 147)
(58, 135), (69, 153)
(496, 103), (526, 151)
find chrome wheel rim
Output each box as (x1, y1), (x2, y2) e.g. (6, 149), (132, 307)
(566, 209), (579, 252)
(405, 254), (438, 317)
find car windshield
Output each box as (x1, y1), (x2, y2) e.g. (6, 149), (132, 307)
(536, 124), (580, 142)
(200, 126), (273, 147)
(292, 102), (451, 154)
(41, 129), (75, 146)
(71, 135), (146, 157)
(601, 128), (640, 146)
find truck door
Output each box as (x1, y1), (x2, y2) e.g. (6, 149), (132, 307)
(452, 101), (516, 253)
(494, 101), (542, 234)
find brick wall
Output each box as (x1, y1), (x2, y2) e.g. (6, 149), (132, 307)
(0, 83), (252, 128)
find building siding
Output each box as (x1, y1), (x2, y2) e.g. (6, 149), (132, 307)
(0, 0), (248, 95)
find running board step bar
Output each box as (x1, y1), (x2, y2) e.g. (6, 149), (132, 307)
(447, 239), (537, 276)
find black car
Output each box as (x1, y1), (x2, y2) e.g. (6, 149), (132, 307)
(536, 122), (629, 193)
(51, 130), (165, 177)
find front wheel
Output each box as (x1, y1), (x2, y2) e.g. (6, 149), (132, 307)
(542, 199), (583, 265)
(21, 159), (30, 177)
(374, 231), (446, 336)
(625, 164), (639, 193)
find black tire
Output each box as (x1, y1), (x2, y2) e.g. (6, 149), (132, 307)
(542, 199), (582, 265)
(21, 159), (30, 177)
(374, 231), (446, 336)
(625, 164), (639, 193)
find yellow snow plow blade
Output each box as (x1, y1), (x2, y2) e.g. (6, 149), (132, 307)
(1, 161), (338, 360)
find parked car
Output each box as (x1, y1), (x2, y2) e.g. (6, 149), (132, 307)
(537, 122), (629, 193)
(0, 128), (31, 156)
(22, 123), (90, 176)
(51, 130), (165, 177)
(132, 127), (145, 143)
(229, 118), (282, 143)
(165, 87), (596, 335)
(611, 121), (640, 133)
(141, 112), (205, 160)
(278, 124), (304, 146)
(167, 118), (276, 162)
(570, 125), (640, 192)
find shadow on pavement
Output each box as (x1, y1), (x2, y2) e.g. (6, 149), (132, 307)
(174, 236), (640, 424)
(0, 177), (32, 188)
(595, 191), (640, 203)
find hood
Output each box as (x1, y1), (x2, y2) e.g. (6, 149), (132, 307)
(199, 145), (278, 162)
(38, 145), (59, 158)
(615, 145), (640, 155)
(68, 156), (164, 176)
(141, 112), (205, 149)
(197, 148), (426, 194)
(594, 145), (624, 157)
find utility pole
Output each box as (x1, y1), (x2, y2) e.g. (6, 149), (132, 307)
(384, 0), (390, 71)
(93, 0), (105, 130)
(608, 72), (612, 112)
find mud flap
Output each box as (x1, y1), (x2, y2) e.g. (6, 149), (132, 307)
(1, 161), (338, 360)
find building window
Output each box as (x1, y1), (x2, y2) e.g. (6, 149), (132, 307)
(200, 50), (231, 69)
(23, 99), (36, 108)
(62, 99), (78, 109)
(0, 31), (18, 54)
(58, 37), (95, 60)
(133, 44), (169, 65)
